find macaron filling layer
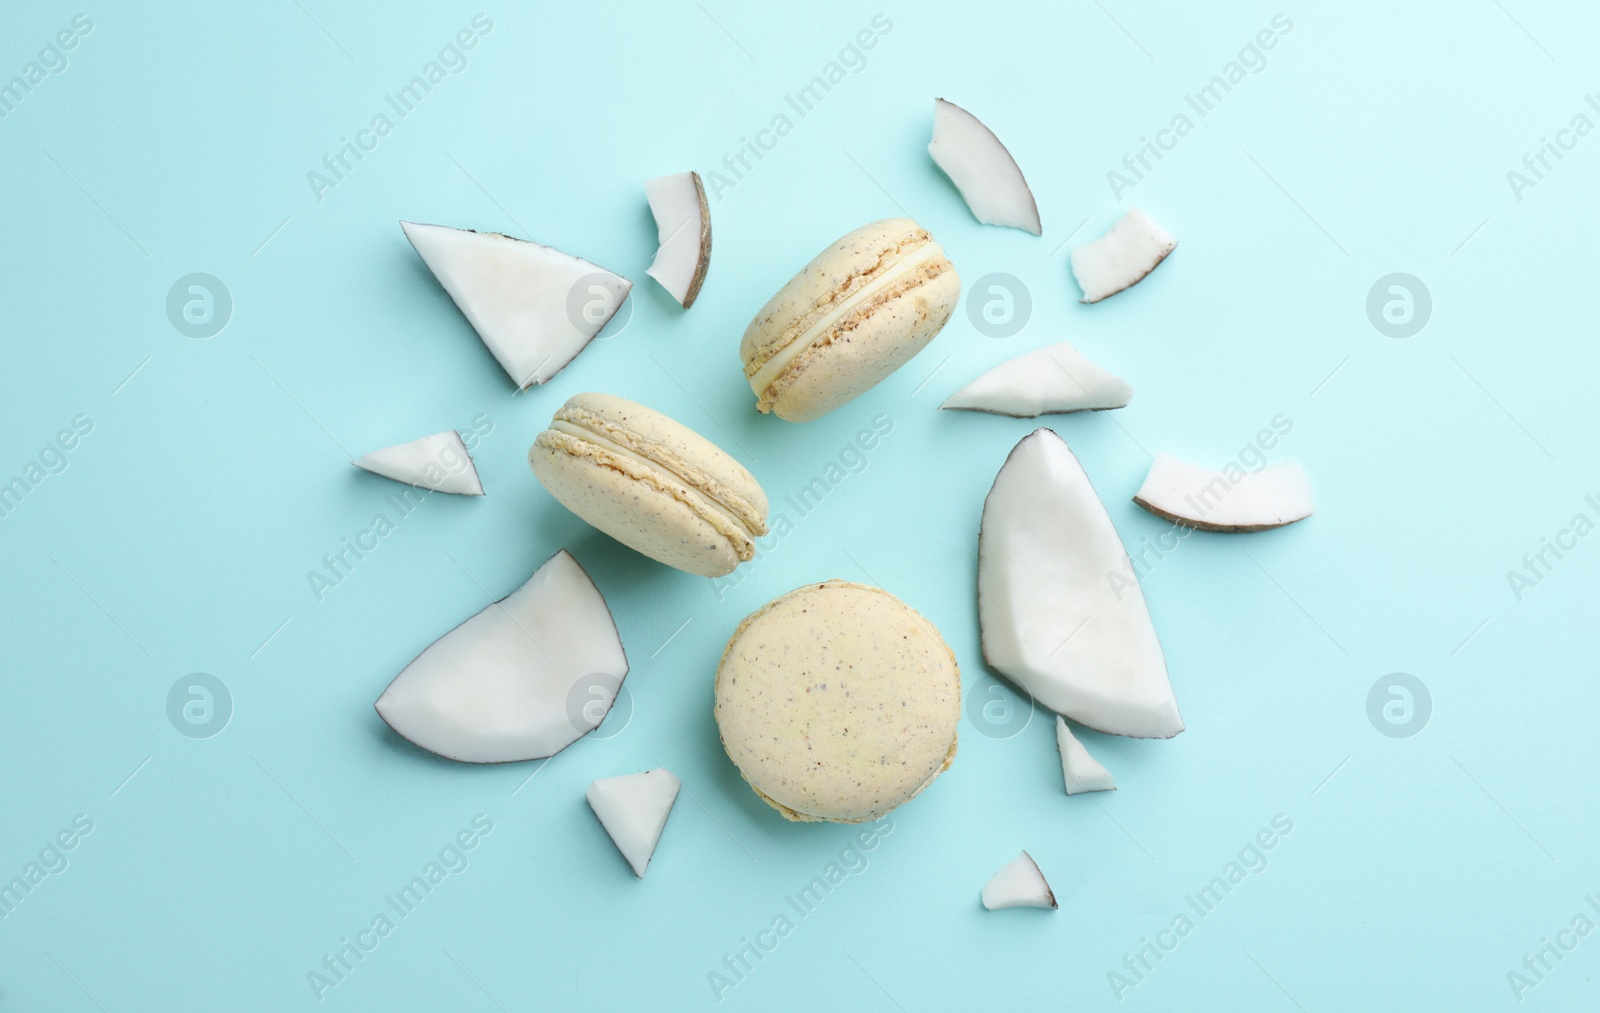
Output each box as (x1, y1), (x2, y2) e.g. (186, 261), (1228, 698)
(747, 240), (949, 399)
(539, 419), (765, 560)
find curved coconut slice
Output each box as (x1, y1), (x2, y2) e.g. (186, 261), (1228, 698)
(979, 429), (1183, 739)
(644, 172), (711, 309)
(352, 430), (484, 495)
(401, 221), (632, 389)
(1056, 717), (1115, 795)
(981, 851), (1057, 910)
(375, 549), (628, 763)
(1071, 209), (1175, 303)
(1134, 454), (1314, 532)
(927, 98), (1041, 235)
(942, 341), (1132, 417)
(586, 769), (681, 878)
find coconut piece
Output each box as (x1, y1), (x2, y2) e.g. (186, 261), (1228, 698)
(375, 550), (628, 763)
(978, 429), (1183, 739)
(401, 221), (632, 389)
(927, 98), (1041, 235)
(942, 341), (1132, 417)
(587, 769), (681, 878)
(981, 851), (1057, 910)
(1070, 209), (1176, 303)
(1056, 716), (1116, 795)
(644, 172), (711, 309)
(1133, 454), (1314, 532)
(352, 430), (484, 495)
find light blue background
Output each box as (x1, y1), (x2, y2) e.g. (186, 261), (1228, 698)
(2, 1), (1593, 1009)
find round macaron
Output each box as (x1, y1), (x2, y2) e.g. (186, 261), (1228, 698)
(714, 580), (961, 822)
(529, 393), (768, 577)
(740, 218), (961, 423)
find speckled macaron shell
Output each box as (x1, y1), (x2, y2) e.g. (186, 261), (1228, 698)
(529, 393), (769, 578)
(740, 219), (961, 423)
(714, 580), (961, 823)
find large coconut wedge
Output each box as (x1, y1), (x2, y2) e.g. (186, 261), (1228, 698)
(375, 550), (628, 763)
(352, 430), (484, 495)
(978, 429), (1183, 738)
(928, 98), (1042, 235)
(644, 172), (711, 309)
(981, 851), (1057, 910)
(1134, 454), (1314, 532)
(942, 341), (1132, 417)
(401, 221), (632, 389)
(1056, 716), (1116, 795)
(586, 769), (681, 878)
(1070, 209), (1175, 303)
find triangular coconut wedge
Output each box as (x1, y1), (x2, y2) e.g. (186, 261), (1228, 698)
(942, 341), (1132, 417)
(1071, 209), (1176, 303)
(1056, 716), (1116, 795)
(644, 172), (711, 309)
(586, 769), (681, 878)
(1134, 454), (1314, 532)
(981, 851), (1057, 910)
(978, 429), (1183, 738)
(375, 549), (628, 763)
(401, 221), (632, 389)
(928, 98), (1041, 235)
(352, 430), (484, 495)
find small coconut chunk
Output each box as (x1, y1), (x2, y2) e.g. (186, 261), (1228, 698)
(401, 221), (631, 389)
(644, 172), (711, 309)
(927, 98), (1041, 235)
(375, 550), (628, 763)
(943, 341), (1132, 417)
(587, 769), (681, 878)
(1070, 209), (1176, 303)
(352, 430), (484, 495)
(981, 851), (1057, 910)
(1133, 454), (1314, 532)
(1056, 716), (1116, 795)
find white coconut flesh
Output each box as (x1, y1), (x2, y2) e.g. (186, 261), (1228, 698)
(644, 172), (710, 308)
(981, 851), (1057, 910)
(978, 429), (1183, 739)
(586, 769), (681, 878)
(1134, 454), (1314, 532)
(352, 430), (484, 495)
(401, 221), (632, 389)
(1070, 209), (1176, 303)
(942, 341), (1133, 417)
(1056, 716), (1116, 795)
(927, 98), (1042, 235)
(374, 549), (628, 763)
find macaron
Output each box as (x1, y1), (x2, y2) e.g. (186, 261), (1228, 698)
(529, 393), (768, 577)
(740, 218), (961, 422)
(714, 580), (960, 822)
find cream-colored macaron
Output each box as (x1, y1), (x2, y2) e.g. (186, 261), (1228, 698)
(529, 393), (768, 577)
(714, 580), (960, 822)
(740, 218), (961, 422)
